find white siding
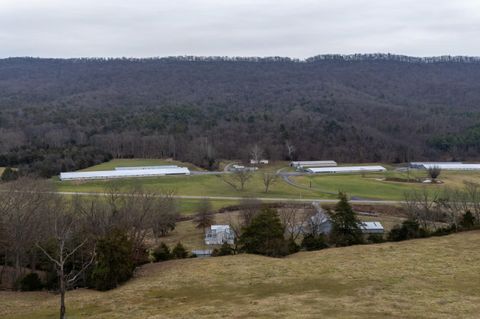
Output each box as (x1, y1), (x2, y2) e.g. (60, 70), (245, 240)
(421, 163), (480, 170)
(290, 161), (337, 168)
(306, 165), (386, 174)
(115, 165), (179, 170)
(60, 167), (190, 181)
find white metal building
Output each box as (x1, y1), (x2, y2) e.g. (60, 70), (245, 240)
(250, 159), (269, 164)
(421, 163), (480, 170)
(290, 160), (337, 168)
(359, 221), (384, 234)
(409, 162), (462, 169)
(205, 225), (235, 245)
(306, 165), (386, 174)
(115, 165), (179, 170)
(230, 164), (258, 172)
(59, 167), (190, 181)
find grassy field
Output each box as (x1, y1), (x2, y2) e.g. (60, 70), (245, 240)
(79, 158), (204, 172)
(56, 171), (331, 200)
(55, 159), (480, 201)
(2, 231), (479, 319)
(292, 170), (480, 200)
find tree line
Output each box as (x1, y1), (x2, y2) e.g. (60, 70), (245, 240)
(0, 178), (178, 319)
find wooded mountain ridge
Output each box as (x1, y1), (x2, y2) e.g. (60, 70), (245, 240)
(1, 54), (480, 176)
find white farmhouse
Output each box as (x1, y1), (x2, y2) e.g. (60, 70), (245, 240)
(205, 225), (235, 245)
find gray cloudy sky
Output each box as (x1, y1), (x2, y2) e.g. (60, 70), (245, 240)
(0, 0), (479, 58)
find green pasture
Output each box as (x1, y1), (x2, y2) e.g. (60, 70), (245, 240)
(55, 159), (480, 202)
(80, 158), (203, 172)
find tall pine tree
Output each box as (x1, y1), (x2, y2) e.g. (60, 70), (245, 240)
(330, 192), (363, 246)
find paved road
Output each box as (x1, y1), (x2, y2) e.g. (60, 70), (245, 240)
(54, 191), (402, 205)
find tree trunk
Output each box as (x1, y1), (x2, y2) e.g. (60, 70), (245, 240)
(60, 271), (66, 319)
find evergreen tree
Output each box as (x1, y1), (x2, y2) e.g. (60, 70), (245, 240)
(153, 242), (171, 262)
(1, 167), (19, 182)
(330, 192), (363, 246)
(91, 229), (134, 291)
(212, 242), (234, 256)
(301, 233), (328, 251)
(460, 211), (476, 229)
(238, 208), (288, 257)
(172, 242), (189, 259)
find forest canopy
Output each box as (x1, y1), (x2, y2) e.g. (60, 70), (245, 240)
(1, 55), (480, 176)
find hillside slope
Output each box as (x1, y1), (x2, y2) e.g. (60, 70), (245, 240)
(1, 55), (480, 172)
(2, 230), (480, 319)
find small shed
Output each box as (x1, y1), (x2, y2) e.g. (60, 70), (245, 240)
(359, 221), (384, 234)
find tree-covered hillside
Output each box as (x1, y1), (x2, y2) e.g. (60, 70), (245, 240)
(1, 54), (480, 175)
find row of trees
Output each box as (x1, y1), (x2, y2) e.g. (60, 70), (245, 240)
(0, 178), (179, 319)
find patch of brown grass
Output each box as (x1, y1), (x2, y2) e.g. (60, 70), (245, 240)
(2, 231), (480, 318)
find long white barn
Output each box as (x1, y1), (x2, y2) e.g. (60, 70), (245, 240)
(409, 162), (462, 169)
(60, 167), (190, 181)
(306, 165), (386, 174)
(115, 165), (179, 170)
(290, 160), (337, 168)
(421, 163), (480, 170)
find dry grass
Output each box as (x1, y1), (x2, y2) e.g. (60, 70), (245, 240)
(2, 231), (480, 319)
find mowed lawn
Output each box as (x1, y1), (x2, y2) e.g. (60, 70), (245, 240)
(56, 173), (333, 200)
(79, 158), (204, 172)
(55, 159), (480, 201)
(2, 231), (480, 319)
(292, 170), (480, 200)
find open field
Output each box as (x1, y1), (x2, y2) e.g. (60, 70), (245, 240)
(2, 231), (479, 319)
(56, 167), (331, 200)
(79, 158), (204, 172)
(292, 170), (480, 200)
(54, 159), (480, 202)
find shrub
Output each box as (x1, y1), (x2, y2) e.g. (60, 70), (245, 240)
(460, 211), (476, 229)
(1, 167), (19, 182)
(301, 233), (328, 251)
(388, 220), (429, 241)
(367, 233), (385, 243)
(20, 273), (43, 291)
(153, 242), (171, 262)
(172, 242), (189, 259)
(431, 225), (456, 237)
(91, 229), (134, 291)
(287, 238), (300, 254)
(238, 207), (289, 257)
(212, 242), (234, 257)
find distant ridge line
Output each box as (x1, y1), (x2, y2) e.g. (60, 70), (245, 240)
(2, 53), (480, 64)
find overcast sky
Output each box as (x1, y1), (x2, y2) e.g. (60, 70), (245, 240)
(0, 0), (479, 58)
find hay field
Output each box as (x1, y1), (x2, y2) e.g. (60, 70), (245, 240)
(2, 231), (479, 319)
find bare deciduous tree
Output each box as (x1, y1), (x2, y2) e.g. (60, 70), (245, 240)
(278, 204), (309, 241)
(36, 196), (96, 319)
(0, 178), (50, 283)
(222, 170), (253, 191)
(404, 188), (442, 229)
(262, 171), (277, 193)
(194, 198), (215, 233)
(250, 144), (263, 163)
(285, 141), (296, 160)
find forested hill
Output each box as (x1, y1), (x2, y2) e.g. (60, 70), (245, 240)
(1, 54), (480, 176)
